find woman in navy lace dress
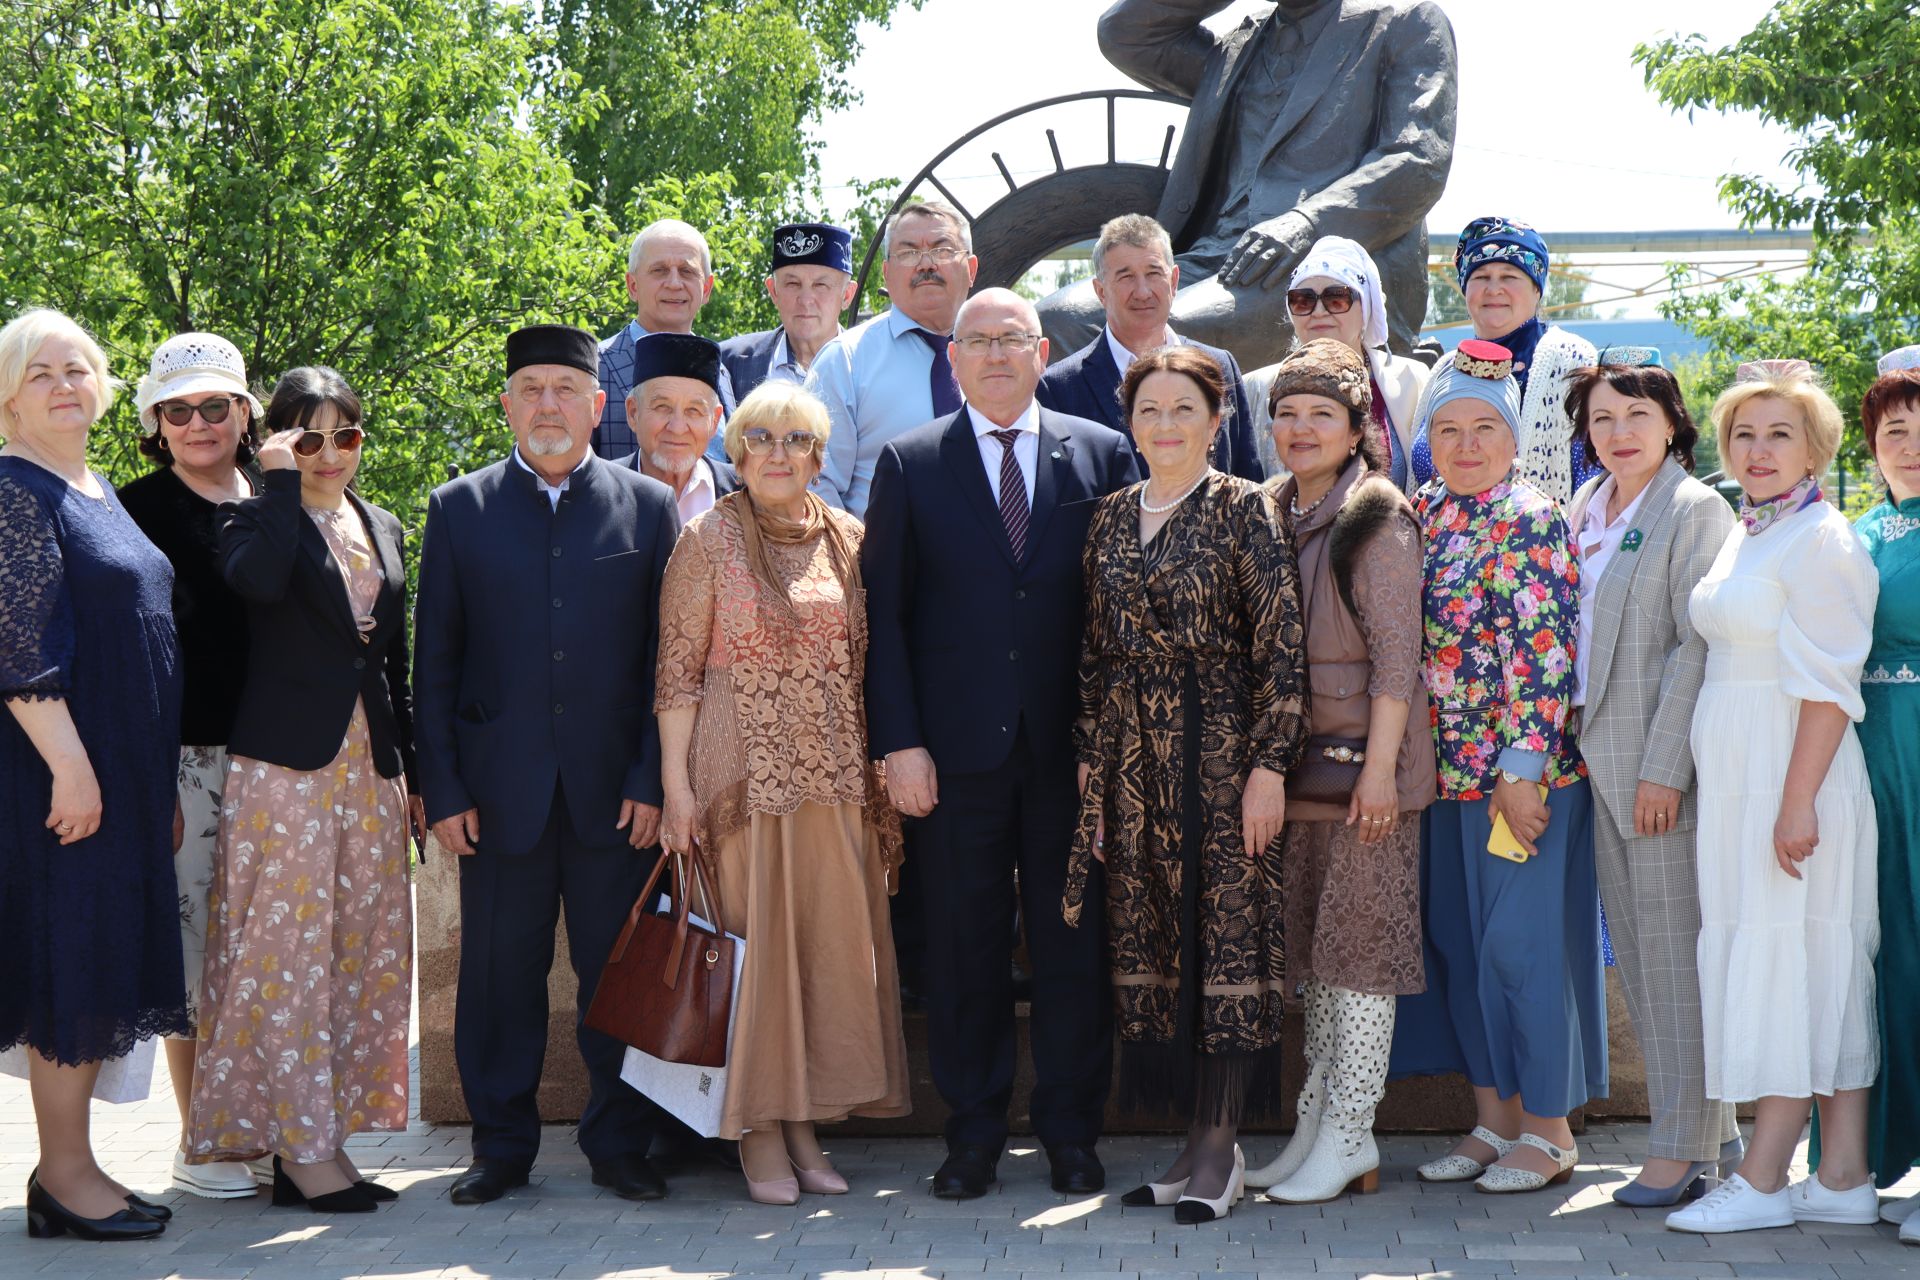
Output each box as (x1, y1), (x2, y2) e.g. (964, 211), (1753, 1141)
(0, 309), (187, 1241)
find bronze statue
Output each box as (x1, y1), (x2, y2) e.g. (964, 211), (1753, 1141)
(1038, 0), (1458, 368)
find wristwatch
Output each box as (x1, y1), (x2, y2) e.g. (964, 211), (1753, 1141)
(1498, 769), (1528, 787)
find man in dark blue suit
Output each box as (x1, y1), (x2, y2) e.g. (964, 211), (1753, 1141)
(1036, 214), (1262, 480)
(414, 325), (682, 1205)
(862, 288), (1140, 1200)
(613, 332), (739, 519)
(719, 221), (858, 401)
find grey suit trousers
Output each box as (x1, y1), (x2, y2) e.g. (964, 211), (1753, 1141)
(1590, 789), (1738, 1161)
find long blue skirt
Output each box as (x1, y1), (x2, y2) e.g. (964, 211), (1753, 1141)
(1389, 782), (1608, 1117)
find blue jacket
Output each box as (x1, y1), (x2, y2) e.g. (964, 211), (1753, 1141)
(412, 453), (680, 855)
(718, 327), (783, 402)
(861, 407), (1141, 775)
(1035, 330), (1263, 481)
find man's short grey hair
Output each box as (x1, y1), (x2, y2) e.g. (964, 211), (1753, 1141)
(627, 218), (713, 275)
(882, 200), (972, 256)
(1091, 213), (1174, 278)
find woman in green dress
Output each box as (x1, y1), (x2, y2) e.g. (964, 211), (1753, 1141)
(1855, 348), (1920, 1238)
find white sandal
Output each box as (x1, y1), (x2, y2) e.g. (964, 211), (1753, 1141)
(1417, 1125), (1517, 1182)
(1474, 1133), (1578, 1194)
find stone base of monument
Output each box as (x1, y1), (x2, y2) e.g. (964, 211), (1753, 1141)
(419, 840), (1652, 1135)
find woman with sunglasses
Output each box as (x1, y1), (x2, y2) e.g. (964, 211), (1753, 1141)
(185, 366), (422, 1214)
(1409, 218), (1599, 504)
(116, 333), (267, 1202)
(1245, 237), (1432, 492)
(654, 381), (909, 1204)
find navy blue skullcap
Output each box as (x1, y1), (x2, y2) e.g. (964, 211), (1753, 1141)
(631, 331), (723, 396)
(507, 324), (598, 378)
(771, 222), (854, 274)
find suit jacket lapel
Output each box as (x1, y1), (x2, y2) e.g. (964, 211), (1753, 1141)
(297, 507), (362, 640)
(938, 412), (1020, 571)
(1584, 461), (1685, 719)
(350, 490), (404, 639)
(1258, 4), (1371, 169)
(1080, 335), (1126, 432)
(1023, 413), (1073, 563)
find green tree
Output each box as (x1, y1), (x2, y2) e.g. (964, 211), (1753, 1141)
(1425, 266), (1598, 329)
(0, 0), (613, 519)
(1636, 0), (1920, 470)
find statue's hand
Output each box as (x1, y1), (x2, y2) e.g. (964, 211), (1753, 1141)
(1223, 211), (1315, 290)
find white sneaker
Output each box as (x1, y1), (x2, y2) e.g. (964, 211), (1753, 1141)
(1883, 1191), (1920, 1225)
(172, 1150), (260, 1199)
(1902, 1212), (1920, 1245)
(1666, 1174), (1794, 1233)
(1789, 1174), (1880, 1225)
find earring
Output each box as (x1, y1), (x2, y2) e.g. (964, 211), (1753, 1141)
(1666, 434), (1674, 446)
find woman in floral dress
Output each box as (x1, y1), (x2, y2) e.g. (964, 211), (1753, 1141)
(1388, 342), (1606, 1195)
(187, 367), (421, 1214)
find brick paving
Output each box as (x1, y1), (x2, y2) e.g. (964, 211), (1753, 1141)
(2, 1051), (1916, 1280)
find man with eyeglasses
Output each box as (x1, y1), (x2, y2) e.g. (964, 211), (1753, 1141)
(595, 218), (737, 461)
(618, 332), (739, 525)
(805, 200), (978, 517)
(1037, 214), (1262, 481)
(720, 222), (859, 401)
(862, 288), (1139, 1202)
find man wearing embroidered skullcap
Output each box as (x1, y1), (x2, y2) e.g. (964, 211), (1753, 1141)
(414, 323), (684, 1206)
(721, 222), (859, 401)
(595, 218), (738, 460)
(620, 331), (740, 525)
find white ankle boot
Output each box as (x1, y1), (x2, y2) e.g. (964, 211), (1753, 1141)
(1264, 989), (1392, 1204)
(1246, 980), (1335, 1189)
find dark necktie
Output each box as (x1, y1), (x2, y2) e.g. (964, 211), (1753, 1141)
(912, 327), (962, 417)
(990, 428), (1030, 560)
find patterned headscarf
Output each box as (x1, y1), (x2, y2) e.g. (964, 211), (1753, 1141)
(1419, 341), (1524, 442)
(1288, 236), (1389, 350)
(1454, 216), (1549, 295)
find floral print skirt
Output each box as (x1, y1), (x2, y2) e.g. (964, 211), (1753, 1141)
(174, 744), (228, 1028)
(186, 700), (412, 1164)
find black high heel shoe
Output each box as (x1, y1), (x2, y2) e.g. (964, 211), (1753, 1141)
(353, 1178), (399, 1203)
(25, 1169), (165, 1241)
(270, 1156), (377, 1214)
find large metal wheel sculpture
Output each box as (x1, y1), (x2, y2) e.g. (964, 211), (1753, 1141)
(850, 90), (1185, 322)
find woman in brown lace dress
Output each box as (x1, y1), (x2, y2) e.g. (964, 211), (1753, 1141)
(1245, 340), (1435, 1204)
(188, 368), (421, 1214)
(656, 382), (909, 1206)
(1066, 345), (1308, 1223)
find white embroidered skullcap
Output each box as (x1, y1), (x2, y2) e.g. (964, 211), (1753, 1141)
(134, 333), (265, 429)
(1288, 236), (1389, 351)
(1878, 345), (1920, 375)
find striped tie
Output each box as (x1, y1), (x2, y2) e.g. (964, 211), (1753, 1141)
(990, 428), (1029, 560)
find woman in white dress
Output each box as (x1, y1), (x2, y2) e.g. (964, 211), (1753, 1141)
(1667, 362), (1881, 1235)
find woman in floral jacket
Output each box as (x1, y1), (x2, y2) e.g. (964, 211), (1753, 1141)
(1388, 342), (1607, 1195)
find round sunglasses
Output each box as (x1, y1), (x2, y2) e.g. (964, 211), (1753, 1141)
(1285, 286), (1359, 317)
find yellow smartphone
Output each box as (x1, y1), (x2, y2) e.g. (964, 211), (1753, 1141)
(1487, 784), (1550, 863)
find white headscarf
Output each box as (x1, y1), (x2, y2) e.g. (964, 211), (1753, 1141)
(1288, 236), (1389, 352)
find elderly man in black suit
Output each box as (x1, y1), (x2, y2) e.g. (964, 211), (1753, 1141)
(618, 331), (739, 522)
(1036, 213), (1261, 480)
(862, 287), (1139, 1200)
(720, 222), (859, 400)
(414, 324), (682, 1206)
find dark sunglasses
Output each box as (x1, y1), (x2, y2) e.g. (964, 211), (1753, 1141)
(292, 426), (365, 457)
(155, 395), (245, 426)
(740, 428), (819, 456)
(1285, 286), (1359, 317)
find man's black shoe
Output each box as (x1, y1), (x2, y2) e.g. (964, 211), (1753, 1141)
(649, 1131), (743, 1172)
(930, 1145), (999, 1199)
(590, 1153), (668, 1201)
(1047, 1145), (1105, 1194)
(448, 1158), (530, 1205)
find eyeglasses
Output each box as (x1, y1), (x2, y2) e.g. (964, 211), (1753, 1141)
(1285, 286), (1359, 317)
(155, 395), (245, 426)
(953, 333), (1041, 356)
(739, 428), (820, 456)
(292, 426), (365, 457)
(885, 244), (969, 266)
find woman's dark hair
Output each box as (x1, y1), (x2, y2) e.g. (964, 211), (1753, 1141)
(138, 392), (263, 467)
(1118, 344), (1230, 424)
(1861, 368), (1920, 462)
(1564, 364), (1698, 472)
(264, 365), (363, 435)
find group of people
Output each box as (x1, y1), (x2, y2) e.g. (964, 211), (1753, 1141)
(2, 201), (1915, 1244)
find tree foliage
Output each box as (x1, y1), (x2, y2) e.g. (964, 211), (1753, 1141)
(1424, 266), (1597, 329)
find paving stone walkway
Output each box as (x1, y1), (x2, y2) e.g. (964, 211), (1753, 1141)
(2, 1051), (1915, 1280)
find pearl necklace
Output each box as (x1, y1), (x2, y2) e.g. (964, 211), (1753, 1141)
(1290, 484), (1335, 521)
(1139, 468), (1214, 514)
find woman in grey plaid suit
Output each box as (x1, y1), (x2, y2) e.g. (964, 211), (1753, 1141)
(1563, 360), (1740, 1207)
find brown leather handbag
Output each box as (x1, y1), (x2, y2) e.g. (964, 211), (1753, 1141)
(1285, 735), (1370, 807)
(583, 844), (736, 1069)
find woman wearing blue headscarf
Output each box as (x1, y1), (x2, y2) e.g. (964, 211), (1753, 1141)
(1389, 341), (1606, 1194)
(1410, 218), (1599, 505)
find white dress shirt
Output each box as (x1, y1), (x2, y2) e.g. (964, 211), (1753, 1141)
(1105, 325), (1181, 377)
(670, 458), (718, 525)
(1574, 474), (1652, 706)
(967, 401), (1040, 506)
(512, 447), (592, 511)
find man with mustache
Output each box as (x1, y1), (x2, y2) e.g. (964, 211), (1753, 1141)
(414, 324), (682, 1206)
(806, 201), (977, 518)
(721, 222), (859, 401)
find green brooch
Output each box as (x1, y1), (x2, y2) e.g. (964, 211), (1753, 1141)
(1621, 529), (1644, 552)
